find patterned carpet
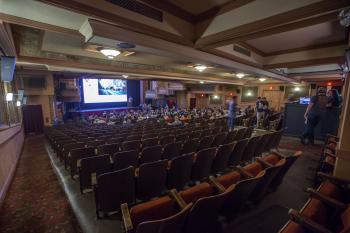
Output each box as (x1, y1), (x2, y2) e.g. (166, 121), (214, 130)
(278, 136), (323, 155)
(0, 135), (82, 233)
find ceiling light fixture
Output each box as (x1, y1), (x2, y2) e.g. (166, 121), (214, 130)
(199, 81), (204, 84)
(122, 75), (129, 79)
(6, 93), (13, 101)
(194, 65), (207, 72)
(236, 73), (245, 79)
(294, 87), (301, 92)
(100, 48), (121, 59)
(259, 78), (266, 82)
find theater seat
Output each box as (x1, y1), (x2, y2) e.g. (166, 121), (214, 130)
(94, 166), (136, 218)
(139, 145), (162, 164)
(167, 153), (194, 190)
(244, 159), (286, 204)
(122, 195), (192, 233)
(112, 150), (139, 171)
(263, 151), (302, 191)
(191, 147), (216, 182)
(137, 160), (167, 200)
(211, 142), (235, 174)
(163, 142), (183, 160)
(69, 147), (95, 178)
(228, 138), (249, 166)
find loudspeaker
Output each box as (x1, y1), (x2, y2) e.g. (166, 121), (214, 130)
(279, 86), (285, 91)
(1, 56), (16, 82)
(236, 89), (241, 94)
(311, 83), (317, 89)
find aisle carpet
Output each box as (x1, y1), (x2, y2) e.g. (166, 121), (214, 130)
(0, 135), (82, 233)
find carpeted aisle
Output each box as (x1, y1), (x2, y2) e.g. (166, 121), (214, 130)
(0, 135), (82, 233)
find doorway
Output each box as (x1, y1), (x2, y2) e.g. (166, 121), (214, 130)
(22, 105), (44, 134)
(190, 98), (196, 109)
(262, 90), (283, 111)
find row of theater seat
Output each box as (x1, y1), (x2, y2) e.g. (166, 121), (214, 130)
(119, 151), (301, 233)
(279, 172), (350, 233)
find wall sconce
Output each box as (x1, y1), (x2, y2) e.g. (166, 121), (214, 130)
(294, 87), (301, 92)
(16, 100), (21, 107)
(213, 95), (219, 99)
(6, 93), (13, 101)
(246, 91), (252, 96)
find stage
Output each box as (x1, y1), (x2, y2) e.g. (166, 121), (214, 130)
(73, 107), (138, 113)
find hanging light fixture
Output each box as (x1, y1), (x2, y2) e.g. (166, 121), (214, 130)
(6, 93), (13, 101)
(100, 48), (121, 59)
(236, 73), (245, 79)
(194, 65), (207, 72)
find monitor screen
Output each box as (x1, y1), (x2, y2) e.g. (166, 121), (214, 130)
(82, 78), (127, 103)
(299, 97), (310, 105)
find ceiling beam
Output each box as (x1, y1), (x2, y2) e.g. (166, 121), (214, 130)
(17, 55), (244, 84)
(37, 0), (193, 47)
(263, 56), (345, 69)
(195, 0), (349, 48)
(236, 42), (267, 57)
(88, 19), (295, 82)
(0, 13), (82, 37)
(0, 21), (17, 56)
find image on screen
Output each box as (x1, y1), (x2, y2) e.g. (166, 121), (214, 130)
(83, 78), (127, 103)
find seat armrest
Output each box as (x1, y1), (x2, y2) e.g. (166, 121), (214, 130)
(168, 189), (187, 210)
(257, 157), (273, 168)
(208, 176), (225, 194)
(235, 166), (254, 179)
(317, 172), (350, 185)
(288, 209), (333, 233)
(326, 134), (339, 142)
(121, 203), (133, 233)
(324, 152), (336, 159)
(306, 188), (347, 210)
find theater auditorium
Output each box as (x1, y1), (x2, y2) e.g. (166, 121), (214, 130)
(1, 1), (350, 233)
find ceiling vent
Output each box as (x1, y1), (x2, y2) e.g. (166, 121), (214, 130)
(105, 0), (163, 22)
(233, 45), (251, 57)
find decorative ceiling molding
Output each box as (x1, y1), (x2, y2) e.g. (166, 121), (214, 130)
(263, 56), (345, 69)
(195, 0), (349, 48)
(36, 0), (194, 46)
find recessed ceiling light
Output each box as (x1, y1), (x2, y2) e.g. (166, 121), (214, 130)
(199, 81), (204, 84)
(236, 73), (245, 78)
(194, 65), (207, 72)
(100, 48), (121, 59)
(259, 78), (266, 82)
(122, 75), (129, 79)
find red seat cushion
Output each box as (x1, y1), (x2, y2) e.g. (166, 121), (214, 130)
(217, 171), (241, 188)
(318, 180), (340, 200)
(280, 221), (305, 233)
(179, 183), (213, 204)
(263, 154), (280, 165)
(130, 196), (175, 228)
(244, 162), (263, 176)
(301, 198), (327, 225)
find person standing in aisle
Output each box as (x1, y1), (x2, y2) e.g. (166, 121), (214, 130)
(256, 97), (264, 128)
(227, 96), (237, 131)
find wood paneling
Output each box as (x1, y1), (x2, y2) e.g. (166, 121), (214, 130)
(195, 0), (349, 48)
(263, 56), (345, 69)
(0, 21), (17, 56)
